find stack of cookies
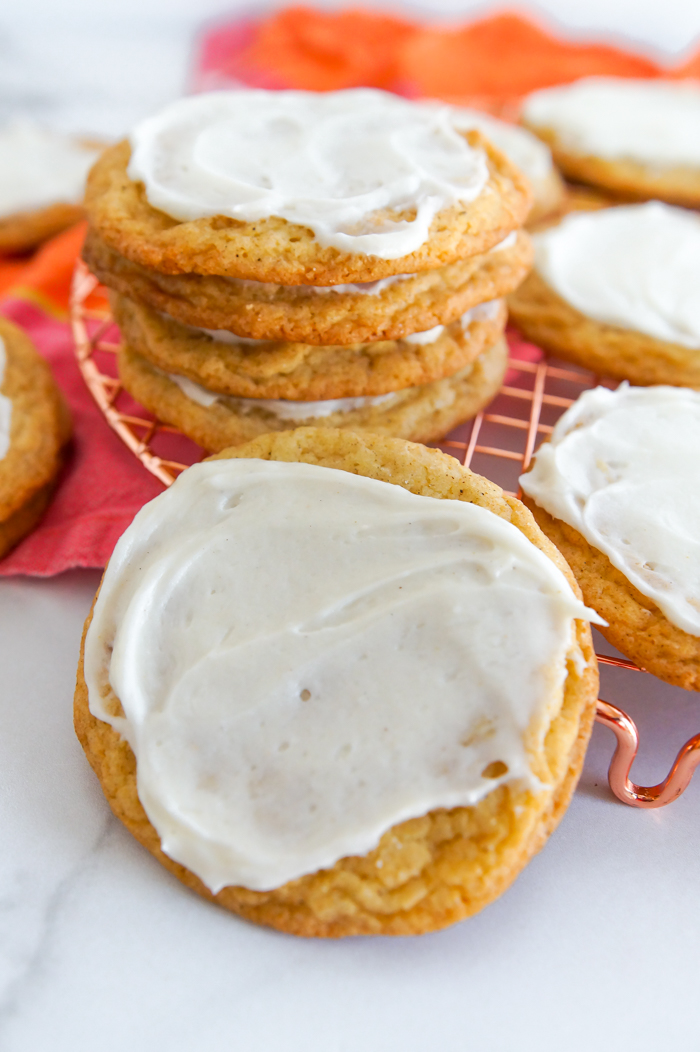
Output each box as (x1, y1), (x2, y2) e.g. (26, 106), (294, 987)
(82, 88), (534, 451)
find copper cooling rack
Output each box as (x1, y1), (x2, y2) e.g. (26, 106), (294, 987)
(71, 260), (700, 809)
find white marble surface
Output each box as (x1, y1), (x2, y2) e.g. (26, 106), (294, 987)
(1, 571), (699, 1051)
(2, 2), (700, 1048)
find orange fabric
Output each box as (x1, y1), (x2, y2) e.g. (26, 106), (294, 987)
(675, 50), (700, 79)
(228, 7), (698, 110)
(0, 221), (87, 317)
(0, 257), (28, 301)
(244, 6), (419, 92)
(400, 13), (659, 106)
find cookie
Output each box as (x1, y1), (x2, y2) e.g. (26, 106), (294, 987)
(84, 226), (532, 345)
(0, 317), (71, 558)
(0, 202), (86, 257)
(111, 291), (507, 400)
(526, 183), (614, 236)
(508, 203), (700, 386)
(117, 335), (509, 450)
(75, 427), (598, 936)
(522, 77), (700, 208)
(520, 384), (700, 690)
(523, 498), (700, 691)
(525, 167), (568, 227)
(84, 90), (532, 285)
(0, 121), (100, 254)
(425, 105), (565, 227)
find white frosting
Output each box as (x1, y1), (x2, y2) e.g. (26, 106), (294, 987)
(197, 328), (264, 346)
(166, 373), (219, 408)
(436, 105), (554, 184)
(489, 230), (518, 253)
(167, 370), (395, 419)
(220, 230), (516, 296)
(461, 298), (502, 324)
(127, 89), (489, 259)
(175, 298), (502, 356)
(403, 299), (502, 346)
(217, 231), (517, 297)
(534, 203), (700, 349)
(84, 458), (595, 892)
(522, 77), (700, 168)
(402, 324), (445, 346)
(520, 384), (700, 637)
(0, 120), (99, 216)
(222, 272), (419, 296)
(0, 339), (11, 461)
(307, 273), (417, 295)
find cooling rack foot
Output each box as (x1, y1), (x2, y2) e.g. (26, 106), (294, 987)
(595, 699), (700, 808)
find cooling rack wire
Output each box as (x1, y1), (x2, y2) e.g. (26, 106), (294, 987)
(71, 260), (700, 810)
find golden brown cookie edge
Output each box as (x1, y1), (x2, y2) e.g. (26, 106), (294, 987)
(521, 492), (700, 691)
(0, 202), (85, 255)
(116, 336), (508, 451)
(74, 428), (598, 936)
(0, 316), (72, 525)
(111, 290), (507, 399)
(523, 123), (700, 209)
(508, 270), (700, 388)
(84, 134), (532, 284)
(84, 226), (532, 345)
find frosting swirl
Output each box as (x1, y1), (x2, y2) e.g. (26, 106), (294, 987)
(128, 89), (489, 259)
(84, 459), (593, 892)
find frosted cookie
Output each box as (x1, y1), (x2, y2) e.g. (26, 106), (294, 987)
(0, 317), (71, 558)
(83, 226), (532, 345)
(542, 183), (614, 226)
(75, 427), (599, 937)
(508, 203), (700, 387)
(520, 384), (700, 690)
(0, 121), (100, 254)
(112, 291), (507, 400)
(84, 89), (532, 286)
(522, 77), (700, 208)
(424, 105), (565, 226)
(117, 335), (508, 450)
